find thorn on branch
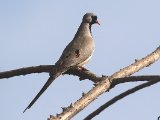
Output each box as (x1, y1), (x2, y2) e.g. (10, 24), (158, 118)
(102, 75), (107, 78)
(106, 89), (110, 92)
(69, 103), (74, 108)
(56, 113), (60, 117)
(135, 59), (139, 62)
(61, 107), (67, 112)
(50, 115), (56, 119)
(82, 92), (86, 97)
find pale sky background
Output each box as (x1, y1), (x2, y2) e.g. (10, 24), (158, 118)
(0, 0), (160, 120)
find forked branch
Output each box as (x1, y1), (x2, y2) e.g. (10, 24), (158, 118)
(48, 46), (160, 120)
(0, 46), (159, 120)
(84, 77), (160, 120)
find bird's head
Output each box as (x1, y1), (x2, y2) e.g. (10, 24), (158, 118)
(82, 13), (100, 25)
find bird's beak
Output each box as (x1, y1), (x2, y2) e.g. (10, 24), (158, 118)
(95, 20), (100, 25)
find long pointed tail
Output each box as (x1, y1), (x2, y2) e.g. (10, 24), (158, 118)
(23, 71), (62, 113)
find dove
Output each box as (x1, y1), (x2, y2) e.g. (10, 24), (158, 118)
(23, 12), (100, 113)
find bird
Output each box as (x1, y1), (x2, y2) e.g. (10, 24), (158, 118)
(23, 12), (100, 113)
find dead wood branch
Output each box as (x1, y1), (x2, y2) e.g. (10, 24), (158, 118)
(0, 46), (159, 120)
(84, 77), (160, 120)
(0, 65), (159, 84)
(48, 47), (160, 120)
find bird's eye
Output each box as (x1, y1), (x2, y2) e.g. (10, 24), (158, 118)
(92, 16), (97, 20)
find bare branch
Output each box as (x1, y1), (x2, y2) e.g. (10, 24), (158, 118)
(0, 46), (159, 120)
(65, 67), (102, 83)
(84, 77), (160, 120)
(48, 47), (160, 120)
(0, 65), (102, 82)
(1, 65), (159, 84)
(0, 65), (53, 79)
(111, 75), (160, 88)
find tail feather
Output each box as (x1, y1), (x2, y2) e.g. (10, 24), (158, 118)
(23, 72), (62, 113)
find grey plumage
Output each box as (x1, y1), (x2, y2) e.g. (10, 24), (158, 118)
(23, 13), (99, 113)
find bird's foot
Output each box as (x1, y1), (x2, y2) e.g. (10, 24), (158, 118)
(77, 66), (88, 71)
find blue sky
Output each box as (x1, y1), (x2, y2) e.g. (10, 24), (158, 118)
(0, 0), (160, 120)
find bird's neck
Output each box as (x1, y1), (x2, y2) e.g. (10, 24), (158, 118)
(76, 22), (92, 37)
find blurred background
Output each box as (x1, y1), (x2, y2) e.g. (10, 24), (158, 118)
(0, 0), (160, 120)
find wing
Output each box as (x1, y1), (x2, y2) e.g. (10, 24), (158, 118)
(55, 35), (95, 68)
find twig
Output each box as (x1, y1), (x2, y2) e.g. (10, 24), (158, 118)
(111, 75), (160, 88)
(0, 46), (159, 120)
(84, 77), (160, 120)
(0, 65), (53, 79)
(1, 65), (159, 84)
(48, 47), (160, 120)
